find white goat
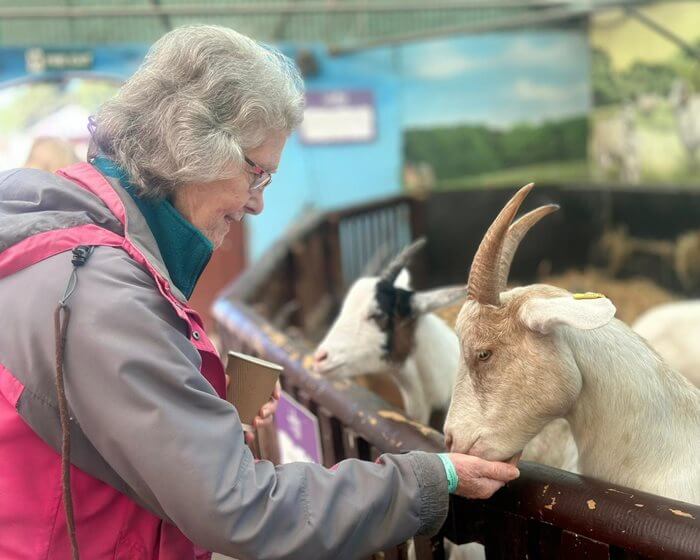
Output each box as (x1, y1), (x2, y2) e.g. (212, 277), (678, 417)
(444, 183), (700, 504)
(670, 79), (700, 168)
(633, 301), (700, 388)
(591, 103), (640, 183)
(313, 240), (579, 473)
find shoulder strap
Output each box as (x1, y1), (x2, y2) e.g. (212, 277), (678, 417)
(0, 225), (123, 282)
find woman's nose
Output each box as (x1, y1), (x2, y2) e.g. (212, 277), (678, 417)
(247, 189), (265, 215)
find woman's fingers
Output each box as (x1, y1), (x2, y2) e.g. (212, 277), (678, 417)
(476, 458), (520, 482)
(254, 415), (273, 428)
(273, 380), (281, 400)
(247, 381), (282, 433)
(258, 402), (275, 419)
(448, 453), (520, 500)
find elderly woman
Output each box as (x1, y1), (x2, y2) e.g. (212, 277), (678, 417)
(0, 25), (518, 559)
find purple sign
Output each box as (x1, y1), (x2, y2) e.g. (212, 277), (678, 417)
(276, 392), (323, 464)
(299, 89), (376, 145)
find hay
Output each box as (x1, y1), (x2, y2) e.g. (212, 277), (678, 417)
(433, 302), (462, 329)
(542, 269), (676, 325)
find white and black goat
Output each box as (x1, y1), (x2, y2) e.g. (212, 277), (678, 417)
(314, 239), (464, 425)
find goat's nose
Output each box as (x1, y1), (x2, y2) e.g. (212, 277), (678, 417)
(444, 433), (454, 452)
(314, 349), (328, 363)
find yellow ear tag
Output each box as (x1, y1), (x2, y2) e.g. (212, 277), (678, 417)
(573, 292), (606, 300)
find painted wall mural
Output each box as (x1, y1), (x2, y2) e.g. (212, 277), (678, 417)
(0, 75), (120, 171)
(397, 28), (591, 192)
(590, 2), (700, 186)
(0, 46), (145, 171)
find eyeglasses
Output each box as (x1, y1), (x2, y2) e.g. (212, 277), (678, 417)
(244, 155), (272, 192)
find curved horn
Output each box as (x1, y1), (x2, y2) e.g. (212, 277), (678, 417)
(467, 183), (534, 305)
(362, 242), (392, 277)
(380, 237), (426, 284)
(496, 204), (559, 294)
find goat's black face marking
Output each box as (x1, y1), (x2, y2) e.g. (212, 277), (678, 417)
(373, 280), (416, 362)
(376, 280), (413, 317)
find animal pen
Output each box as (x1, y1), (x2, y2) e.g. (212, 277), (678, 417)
(214, 187), (700, 559)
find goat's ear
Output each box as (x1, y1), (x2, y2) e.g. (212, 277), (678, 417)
(412, 286), (467, 315)
(519, 295), (616, 334)
(394, 268), (412, 290)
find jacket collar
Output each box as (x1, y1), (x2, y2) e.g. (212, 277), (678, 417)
(91, 157), (212, 301)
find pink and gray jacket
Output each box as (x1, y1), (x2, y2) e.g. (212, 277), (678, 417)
(0, 163), (449, 559)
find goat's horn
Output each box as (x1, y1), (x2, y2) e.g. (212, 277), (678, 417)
(380, 237), (426, 284)
(496, 204), (559, 294)
(362, 242), (392, 277)
(467, 183), (534, 305)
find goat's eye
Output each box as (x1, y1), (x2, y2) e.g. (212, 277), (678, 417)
(369, 312), (389, 328)
(476, 350), (492, 362)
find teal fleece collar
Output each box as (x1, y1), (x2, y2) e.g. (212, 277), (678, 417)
(92, 156), (213, 299)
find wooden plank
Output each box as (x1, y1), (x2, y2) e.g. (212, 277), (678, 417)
(408, 197), (428, 287)
(317, 406), (343, 467)
(396, 541), (411, 560)
(483, 512), (528, 559)
(561, 531), (610, 560)
(527, 520), (561, 560)
(356, 436), (372, 461)
(429, 535), (446, 560)
(608, 546), (646, 560)
(413, 535), (438, 560)
(342, 428), (361, 459)
(291, 233), (327, 332)
(442, 496), (484, 545)
(323, 217), (344, 301)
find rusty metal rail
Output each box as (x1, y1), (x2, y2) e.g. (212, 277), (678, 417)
(214, 194), (700, 559)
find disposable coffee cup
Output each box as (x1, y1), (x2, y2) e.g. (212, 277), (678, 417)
(226, 351), (283, 430)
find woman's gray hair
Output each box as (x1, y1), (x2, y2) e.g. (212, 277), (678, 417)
(91, 25), (305, 198)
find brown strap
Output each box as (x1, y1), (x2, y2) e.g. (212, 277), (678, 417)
(54, 303), (80, 560)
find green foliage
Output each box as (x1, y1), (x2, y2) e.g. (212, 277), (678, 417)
(404, 116), (587, 181)
(668, 37), (700, 91)
(593, 39), (700, 107)
(592, 48), (623, 106)
(436, 159), (589, 190)
(404, 125), (502, 180)
(624, 61), (676, 97)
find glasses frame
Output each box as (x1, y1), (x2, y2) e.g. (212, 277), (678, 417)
(244, 155), (272, 192)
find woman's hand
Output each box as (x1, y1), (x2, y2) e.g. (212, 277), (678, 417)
(244, 381), (281, 445)
(448, 454), (520, 499)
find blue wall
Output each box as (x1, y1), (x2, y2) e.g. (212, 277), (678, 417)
(252, 45), (402, 259)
